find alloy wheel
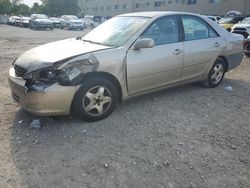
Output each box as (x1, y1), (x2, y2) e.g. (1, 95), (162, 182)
(83, 86), (112, 116)
(211, 64), (224, 84)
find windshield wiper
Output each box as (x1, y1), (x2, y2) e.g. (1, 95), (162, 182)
(79, 38), (118, 47)
(82, 39), (103, 45)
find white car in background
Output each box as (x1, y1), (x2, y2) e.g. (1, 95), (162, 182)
(7, 16), (20, 25)
(206, 15), (222, 23)
(231, 17), (250, 39)
(60, 15), (84, 30)
(84, 15), (100, 28)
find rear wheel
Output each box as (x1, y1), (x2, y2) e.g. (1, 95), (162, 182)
(244, 43), (250, 58)
(73, 77), (118, 121)
(203, 58), (226, 88)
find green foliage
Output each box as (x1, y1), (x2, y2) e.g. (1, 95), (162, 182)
(0, 0), (80, 16)
(0, 0), (12, 14)
(31, 2), (45, 14)
(12, 4), (30, 15)
(44, 0), (80, 16)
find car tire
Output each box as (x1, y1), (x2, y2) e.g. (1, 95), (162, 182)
(203, 58), (226, 88)
(73, 77), (118, 122)
(244, 43), (250, 58)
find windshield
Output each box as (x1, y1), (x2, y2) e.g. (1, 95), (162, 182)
(82, 16), (149, 47)
(67, 15), (79, 20)
(35, 14), (48, 19)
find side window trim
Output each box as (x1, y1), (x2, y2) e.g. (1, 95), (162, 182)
(180, 15), (220, 42)
(140, 15), (181, 46)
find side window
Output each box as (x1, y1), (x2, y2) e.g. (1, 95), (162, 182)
(182, 15), (218, 41)
(209, 27), (218, 38)
(141, 16), (179, 45)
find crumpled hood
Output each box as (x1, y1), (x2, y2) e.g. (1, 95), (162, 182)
(15, 38), (111, 73)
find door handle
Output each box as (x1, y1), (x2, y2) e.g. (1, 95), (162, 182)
(173, 49), (183, 55)
(214, 42), (221, 47)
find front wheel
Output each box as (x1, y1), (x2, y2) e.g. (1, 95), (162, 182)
(67, 24), (71, 30)
(73, 77), (118, 121)
(203, 58), (226, 88)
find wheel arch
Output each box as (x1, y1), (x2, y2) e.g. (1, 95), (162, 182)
(217, 55), (229, 72)
(70, 72), (123, 113)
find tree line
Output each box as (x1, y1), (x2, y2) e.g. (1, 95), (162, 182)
(0, 0), (80, 16)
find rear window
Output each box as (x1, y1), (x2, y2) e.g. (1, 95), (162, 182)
(182, 15), (219, 41)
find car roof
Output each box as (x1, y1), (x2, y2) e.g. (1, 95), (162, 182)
(118, 11), (201, 18)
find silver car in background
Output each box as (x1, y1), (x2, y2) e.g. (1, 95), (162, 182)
(60, 15), (84, 30)
(8, 12), (244, 121)
(29, 14), (54, 30)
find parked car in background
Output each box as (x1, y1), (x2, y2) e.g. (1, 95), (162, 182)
(50, 17), (60, 28)
(219, 16), (244, 32)
(206, 15), (222, 23)
(29, 14), (54, 30)
(84, 15), (99, 28)
(226, 11), (242, 18)
(60, 15), (84, 30)
(13, 17), (22, 26)
(231, 17), (250, 39)
(8, 12), (244, 121)
(20, 17), (31, 28)
(7, 16), (20, 25)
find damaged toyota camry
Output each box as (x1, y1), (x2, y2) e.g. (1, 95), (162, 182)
(9, 12), (244, 121)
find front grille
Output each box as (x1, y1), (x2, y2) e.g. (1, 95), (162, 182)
(14, 65), (27, 77)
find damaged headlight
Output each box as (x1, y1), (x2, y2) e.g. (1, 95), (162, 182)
(23, 53), (98, 89)
(24, 68), (58, 84)
(24, 67), (82, 86)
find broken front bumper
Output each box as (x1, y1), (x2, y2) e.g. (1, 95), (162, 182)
(8, 67), (79, 116)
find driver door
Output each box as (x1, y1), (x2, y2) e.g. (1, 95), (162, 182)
(126, 16), (184, 95)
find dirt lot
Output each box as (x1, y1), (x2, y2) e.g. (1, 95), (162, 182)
(0, 24), (249, 188)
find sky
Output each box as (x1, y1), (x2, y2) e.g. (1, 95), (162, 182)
(23, 0), (41, 7)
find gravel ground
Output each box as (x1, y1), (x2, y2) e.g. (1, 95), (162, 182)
(0, 24), (249, 188)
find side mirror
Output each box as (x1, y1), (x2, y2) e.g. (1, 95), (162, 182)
(134, 38), (154, 50)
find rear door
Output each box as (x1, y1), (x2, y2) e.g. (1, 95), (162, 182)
(180, 15), (224, 81)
